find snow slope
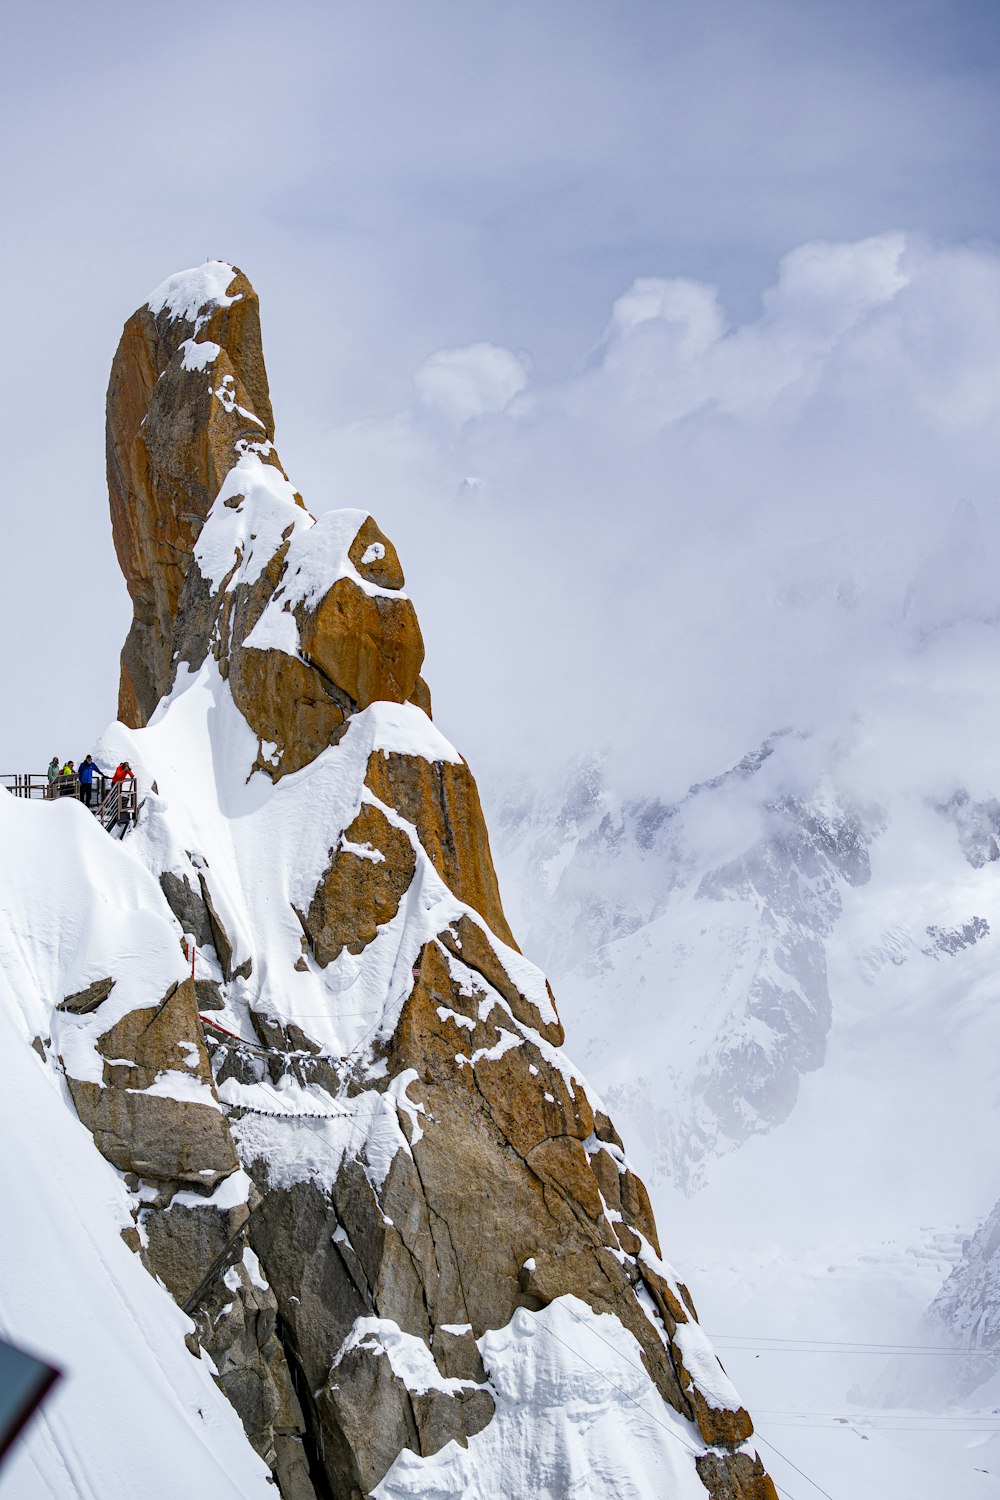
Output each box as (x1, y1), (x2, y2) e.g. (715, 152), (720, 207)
(1, 640), (739, 1499)
(0, 795), (273, 1500)
(84, 641), (750, 1496)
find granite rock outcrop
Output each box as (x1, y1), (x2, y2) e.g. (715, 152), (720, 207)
(81, 262), (777, 1499)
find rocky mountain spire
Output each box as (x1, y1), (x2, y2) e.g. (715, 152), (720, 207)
(87, 261), (777, 1499)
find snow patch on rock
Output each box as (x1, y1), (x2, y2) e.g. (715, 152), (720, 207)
(374, 1296), (711, 1500)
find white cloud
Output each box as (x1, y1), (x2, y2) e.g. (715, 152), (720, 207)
(765, 232), (909, 329)
(3, 0), (1000, 772)
(607, 277), (725, 355)
(315, 233), (1000, 796)
(585, 234), (913, 427)
(414, 343), (530, 423)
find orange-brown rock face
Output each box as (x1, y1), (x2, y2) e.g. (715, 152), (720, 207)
(297, 576), (425, 710)
(364, 750), (519, 950)
(107, 264), (285, 725)
(304, 802), (418, 965)
(99, 264), (775, 1500)
(107, 261), (429, 785)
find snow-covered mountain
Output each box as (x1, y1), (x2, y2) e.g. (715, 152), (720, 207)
(491, 733), (884, 1192)
(6, 251), (1000, 1500)
(486, 617), (1000, 1495)
(1, 264), (778, 1500)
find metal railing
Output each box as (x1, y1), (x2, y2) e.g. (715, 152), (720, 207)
(1, 772), (136, 831)
(2, 772), (108, 802)
(96, 778), (138, 831)
(1, 772), (57, 799)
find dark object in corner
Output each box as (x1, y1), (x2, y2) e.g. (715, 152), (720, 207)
(0, 1337), (60, 1470)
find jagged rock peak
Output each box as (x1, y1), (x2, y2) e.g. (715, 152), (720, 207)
(87, 263), (778, 1499)
(108, 260), (429, 776)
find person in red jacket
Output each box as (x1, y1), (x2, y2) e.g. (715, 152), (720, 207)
(111, 761), (135, 785)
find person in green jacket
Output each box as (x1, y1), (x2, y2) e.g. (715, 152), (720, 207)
(46, 758), (60, 798)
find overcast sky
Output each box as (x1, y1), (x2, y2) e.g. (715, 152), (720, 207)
(2, 0), (1000, 790)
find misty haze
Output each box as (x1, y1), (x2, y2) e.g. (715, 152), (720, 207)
(2, 4), (1000, 1499)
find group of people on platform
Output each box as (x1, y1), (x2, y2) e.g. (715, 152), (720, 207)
(47, 755), (135, 808)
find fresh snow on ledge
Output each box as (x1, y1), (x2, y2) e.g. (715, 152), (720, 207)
(352, 699), (462, 766)
(146, 261), (240, 325)
(374, 1296), (713, 1500)
(332, 1317), (478, 1397)
(179, 337), (221, 372)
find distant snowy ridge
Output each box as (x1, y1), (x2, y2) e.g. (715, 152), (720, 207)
(489, 710), (1000, 1196)
(491, 732), (884, 1190)
(866, 1197), (1000, 1414)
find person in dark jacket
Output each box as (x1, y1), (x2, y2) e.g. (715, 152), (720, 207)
(78, 755), (100, 808)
